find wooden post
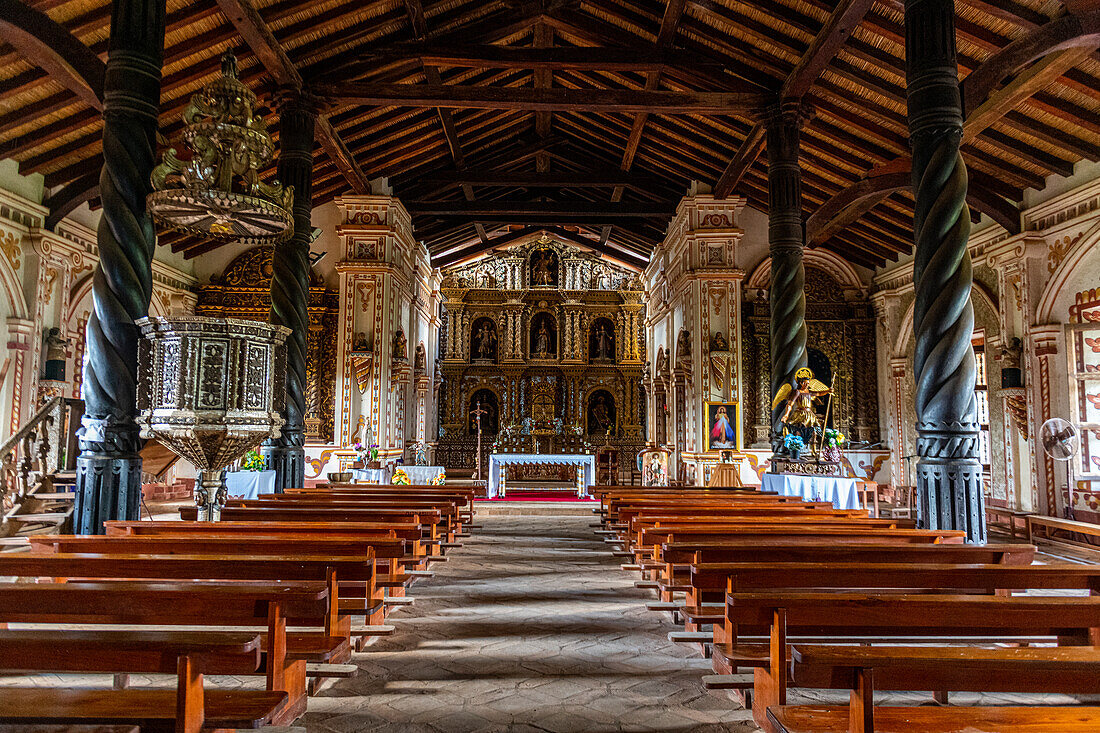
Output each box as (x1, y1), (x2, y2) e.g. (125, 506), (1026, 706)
(73, 0), (166, 534)
(765, 100), (811, 449)
(905, 0), (986, 542)
(263, 88), (318, 491)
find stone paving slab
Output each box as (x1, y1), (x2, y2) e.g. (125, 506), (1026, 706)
(304, 513), (758, 732)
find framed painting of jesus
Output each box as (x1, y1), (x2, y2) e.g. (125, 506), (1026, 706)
(705, 401), (740, 452)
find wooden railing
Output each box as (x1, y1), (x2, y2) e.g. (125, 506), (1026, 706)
(1, 397), (81, 529)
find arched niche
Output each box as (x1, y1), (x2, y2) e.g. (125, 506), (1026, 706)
(530, 311), (558, 358)
(587, 388), (616, 436)
(468, 387), (500, 435)
(589, 316), (616, 363)
(470, 316), (498, 362)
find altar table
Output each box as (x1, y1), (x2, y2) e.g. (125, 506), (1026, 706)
(225, 470), (276, 499)
(761, 472), (860, 510)
(488, 454), (596, 498)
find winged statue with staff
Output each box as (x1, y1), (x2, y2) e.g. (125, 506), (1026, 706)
(771, 367), (832, 456)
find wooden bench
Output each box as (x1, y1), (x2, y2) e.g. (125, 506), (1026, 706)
(767, 704), (1100, 733)
(0, 580), (332, 726)
(721, 591), (1100, 731)
(1026, 514), (1100, 551)
(0, 629), (282, 733)
(779, 644), (1100, 733)
(985, 504), (1034, 539)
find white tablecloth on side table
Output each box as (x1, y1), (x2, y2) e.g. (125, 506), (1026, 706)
(401, 466), (445, 484)
(225, 470), (276, 499)
(761, 472), (859, 510)
(352, 468), (389, 484)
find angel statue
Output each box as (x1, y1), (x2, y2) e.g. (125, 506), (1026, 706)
(771, 367), (832, 456)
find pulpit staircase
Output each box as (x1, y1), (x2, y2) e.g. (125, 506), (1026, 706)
(1, 397), (82, 550)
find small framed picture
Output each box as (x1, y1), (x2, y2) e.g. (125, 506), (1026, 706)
(719, 449), (735, 463)
(706, 401), (740, 452)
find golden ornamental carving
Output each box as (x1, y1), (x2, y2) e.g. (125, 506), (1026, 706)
(148, 53), (292, 245)
(0, 231), (20, 270)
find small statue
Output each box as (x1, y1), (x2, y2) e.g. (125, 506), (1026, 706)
(999, 336), (1024, 372)
(589, 395), (613, 434)
(392, 329), (407, 361)
(771, 367), (832, 455)
(656, 347), (669, 375)
(533, 251), (554, 286)
(42, 327), (69, 381)
(414, 343), (426, 375)
(440, 273), (459, 289)
(710, 331), (729, 352)
(476, 322), (496, 360)
(535, 321), (552, 357)
(596, 323), (613, 360)
(676, 329), (691, 361)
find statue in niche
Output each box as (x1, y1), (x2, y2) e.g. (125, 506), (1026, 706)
(676, 329), (691, 361)
(534, 322), (552, 358)
(392, 329), (407, 361)
(598, 325), (616, 358)
(588, 391), (616, 435)
(42, 328), (69, 381)
(656, 347), (669, 376)
(475, 320), (497, 361)
(414, 343), (426, 376)
(999, 337), (1024, 371)
(531, 250), (557, 287)
(711, 331), (729, 352)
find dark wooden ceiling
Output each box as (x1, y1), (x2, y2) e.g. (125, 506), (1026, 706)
(1, 0), (1098, 270)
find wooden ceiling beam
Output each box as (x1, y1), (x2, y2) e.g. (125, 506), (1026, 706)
(431, 225), (543, 268)
(215, 0), (370, 194)
(0, 0), (105, 111)
(313, 81), (769, 113)
(713, 0), (875, 198)
(43, 171), (98, 231)
(405, 199), (674, 220)
(417, 170), (664, 189)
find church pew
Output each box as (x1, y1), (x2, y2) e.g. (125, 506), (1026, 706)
(0, 630), (283, 733)
(104, 520), (431, 573)
(0, 580), (333, 725)
(299, 485), (476, 523)
(28, 532), (414, 609)
(240, 495), (465, 541)
(772, 644), (1100, 733)
(720, 591), (1100, 732)
(178, 507), (446, 553)
(675, 543), (1038, 607)
(1, 551), (386, 648)
(767, 704), (1100, 733)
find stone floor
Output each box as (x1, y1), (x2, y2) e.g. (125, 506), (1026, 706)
(303, 511), (759, 733)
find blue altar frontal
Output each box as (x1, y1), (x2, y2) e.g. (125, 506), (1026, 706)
(761, 472), (860, 510)
(488, 453), (596, 498)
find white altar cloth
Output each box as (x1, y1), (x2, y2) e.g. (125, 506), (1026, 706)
(761, 472), (859, 510)
(488, 453), (595, 498)
(225, 470), (276, 499)
(399, 466), (445, 484)
(351, 468), (389, 484)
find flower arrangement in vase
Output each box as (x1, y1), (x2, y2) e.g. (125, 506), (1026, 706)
(783, 433), (805, 461)
(821, 428), (846, 463)
(241, 449), (266, 472)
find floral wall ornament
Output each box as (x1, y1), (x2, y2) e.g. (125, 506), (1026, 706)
(148, 53), (293, 245)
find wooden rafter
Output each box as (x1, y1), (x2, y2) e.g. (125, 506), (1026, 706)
(0, 0), (105, 111)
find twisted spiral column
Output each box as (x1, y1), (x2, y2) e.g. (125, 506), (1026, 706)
(262, 89), (317, 491)
(766, 101), (811, 443)
(74, 0), (165, 534)
(906, 0), (985, 542)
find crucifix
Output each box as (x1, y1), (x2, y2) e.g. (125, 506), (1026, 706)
(470, 399), (489, 482)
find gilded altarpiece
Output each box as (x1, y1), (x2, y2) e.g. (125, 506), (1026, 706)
(743, 268), (879, 448)
(434, 238), (646, 471)
(196, 246), (339, 443)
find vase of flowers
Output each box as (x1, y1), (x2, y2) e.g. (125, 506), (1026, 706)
(821, 428), (846, 463)
(784, 433), (805, 461)
(241, 449), (266, 472)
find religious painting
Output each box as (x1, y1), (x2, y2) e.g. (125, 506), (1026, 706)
(589, 317), (616, 363)
(640, 447), (670, 487)
(587, 390), (616, 436)
(469, 388), (499, 435)
(530, 312), (557, 358)
(530, 248), (558, 287)
(706, 401), (740, 451)
(470, 316), (498, 362)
